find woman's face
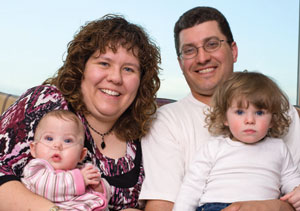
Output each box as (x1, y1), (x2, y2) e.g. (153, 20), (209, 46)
(81, 46), (141, 123)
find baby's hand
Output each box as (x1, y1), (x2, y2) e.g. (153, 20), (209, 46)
(280, 186), (300, 211)
(81, 164), (101, 186)
(91, 181), (105, 193)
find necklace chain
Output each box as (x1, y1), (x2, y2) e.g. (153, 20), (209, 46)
(86, 120), (113, 149)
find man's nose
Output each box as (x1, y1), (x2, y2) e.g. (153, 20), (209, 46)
(195, 47), (211, 64)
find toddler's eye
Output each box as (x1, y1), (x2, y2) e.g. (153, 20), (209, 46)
(236, 110), (244, 115)
(256, 110), (264, 116)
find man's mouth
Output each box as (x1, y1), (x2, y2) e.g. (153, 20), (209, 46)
(196, 67), (215, 74)
(100, 88), (120, 96)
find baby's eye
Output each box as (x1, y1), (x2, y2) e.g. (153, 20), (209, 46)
(235, 109), (244, 115)
(64, 139), (74, 144)
(44, 136), (53, 142)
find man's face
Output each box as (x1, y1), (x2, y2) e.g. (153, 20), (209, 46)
(178, 20), (238, 105)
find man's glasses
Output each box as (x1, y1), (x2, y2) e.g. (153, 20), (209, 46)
(179, 38), (230, 60)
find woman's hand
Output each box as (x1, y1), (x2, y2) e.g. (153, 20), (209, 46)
(121, 209), (142, 211)
(221, 199), (294, 211)
(0, 180), (55, 211)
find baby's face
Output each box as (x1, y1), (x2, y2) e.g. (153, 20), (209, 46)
(30, 116), (86, 170)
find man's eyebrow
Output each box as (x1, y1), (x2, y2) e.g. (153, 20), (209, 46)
(181, 36), (220, 47)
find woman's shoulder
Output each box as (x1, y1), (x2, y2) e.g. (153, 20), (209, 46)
(20, 85), (67, 107)
(0, 85), (68, 125)
(22, 85), (62, 98)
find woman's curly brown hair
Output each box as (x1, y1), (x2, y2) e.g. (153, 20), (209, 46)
(205, 71), (291, 139)
(44, 14), (161, 141)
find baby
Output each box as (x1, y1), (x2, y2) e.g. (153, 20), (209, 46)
(22, 110), (109, 211)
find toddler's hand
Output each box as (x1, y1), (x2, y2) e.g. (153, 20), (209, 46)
(281, 186), (300, 211)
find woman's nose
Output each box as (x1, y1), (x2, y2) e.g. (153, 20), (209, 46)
(106, 67), (123, 85)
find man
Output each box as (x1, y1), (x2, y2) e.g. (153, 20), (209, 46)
(139, 6), (300, 211)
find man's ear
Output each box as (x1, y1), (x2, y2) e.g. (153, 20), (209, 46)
(178, 56), (184, 73)
(231, 41), (238, 63)
(80, 147), (87, 161)
(30, 142), (37, 158)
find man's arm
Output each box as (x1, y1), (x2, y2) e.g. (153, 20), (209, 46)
(140, 106), (186, 205)
(0, 180), (55, 211)
(223, 199), (294, 211)
(144, 200), (174, 211)
(283, 106), (300, 169)
(144, 197), (294, 211)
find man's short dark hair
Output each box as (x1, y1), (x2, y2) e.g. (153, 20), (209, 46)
(174, 6), (234, 56)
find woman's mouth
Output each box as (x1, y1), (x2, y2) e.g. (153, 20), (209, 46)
(100, 88), (120, 96)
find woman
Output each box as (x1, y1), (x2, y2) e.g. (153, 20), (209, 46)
(0, 14), (160, 211)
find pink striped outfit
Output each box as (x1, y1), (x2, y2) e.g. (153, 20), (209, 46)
(22, 158), (108, 211)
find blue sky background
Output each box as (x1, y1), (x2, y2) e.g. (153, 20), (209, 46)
(1, 0), (299, 104)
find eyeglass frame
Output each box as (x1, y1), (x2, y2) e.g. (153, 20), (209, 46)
(179, 37), (231, 60)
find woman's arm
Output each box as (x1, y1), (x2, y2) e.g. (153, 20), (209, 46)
(0, 181), (55, 211)
(223, 199), (294, 211)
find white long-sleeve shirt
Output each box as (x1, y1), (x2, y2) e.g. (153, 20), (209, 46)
(173, 137), (300, 211)
(140, 94), (300, 203)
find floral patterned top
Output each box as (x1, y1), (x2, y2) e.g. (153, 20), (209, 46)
(0, 85), (144, 211)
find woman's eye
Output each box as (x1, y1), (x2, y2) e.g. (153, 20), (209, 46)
(124, 67), (134, 72)
(99, 62), (109, 67)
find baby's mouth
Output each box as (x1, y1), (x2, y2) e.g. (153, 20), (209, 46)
(51, 154), (61, 162)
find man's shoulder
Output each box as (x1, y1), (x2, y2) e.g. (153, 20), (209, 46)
(158, 94), (207, 114)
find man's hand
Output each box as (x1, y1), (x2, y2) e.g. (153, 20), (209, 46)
(221, 199), (294, 211)
(144, 200), (173, 211)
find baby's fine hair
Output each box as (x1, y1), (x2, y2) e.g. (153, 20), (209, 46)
(35, 110), (85, 142)
(206, 71), (291, 138)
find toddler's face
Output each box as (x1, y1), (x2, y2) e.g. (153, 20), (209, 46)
(30, 116), (86, 170)
(225, 100), (272, 144)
